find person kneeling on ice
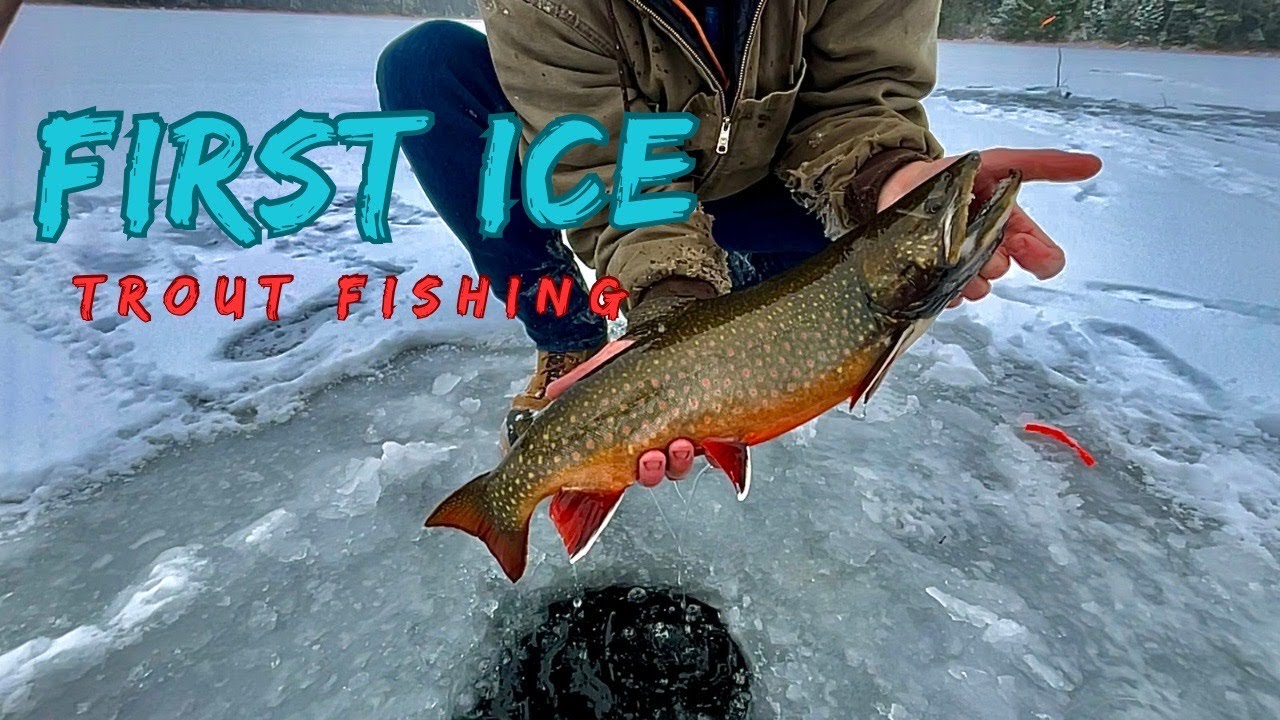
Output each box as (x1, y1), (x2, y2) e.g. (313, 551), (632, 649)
(376, 0), (1101, 484)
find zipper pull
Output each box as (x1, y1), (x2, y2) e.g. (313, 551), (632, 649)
(716, 116), (732, 155)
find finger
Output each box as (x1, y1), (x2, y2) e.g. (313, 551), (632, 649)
(1003, 208), (1065, 280)
(637, 449), (666, 488)
(979, 149), (1102, 184)
(979, 246), (1012, 281)
(546, 338), (635, 400)
(961, 276), (991, 302)
(947, 296), (963, 309)
(666, 438), (695, 480)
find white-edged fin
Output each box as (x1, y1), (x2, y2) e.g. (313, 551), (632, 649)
(941, 207), (953, 260)
(702, 440), (751, 501)
(859, 318), (936, 405)
(549, 487), (626, 563)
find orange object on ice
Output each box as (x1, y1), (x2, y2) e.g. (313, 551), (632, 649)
(1024, 423), (1096, 467)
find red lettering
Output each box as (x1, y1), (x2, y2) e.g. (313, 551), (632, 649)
(456, 274), (490, 318)
(163, 275), (199, 316)
(505, 276), (521, 319)
(72, 274), (108, 321)
(117, 275), (151, 322)
(215, 276), (246, 319)
(412, 275), (443, 319)
(258, 274), (293, 321)
(590, 276), (627, 321)
(337, 274), (367, 321)
(535, 276), (573, 318)
(382, 275), (398, 319)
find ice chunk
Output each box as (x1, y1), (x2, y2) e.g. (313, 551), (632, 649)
(432, 372), (462, 396)
(328, 457), (382, 517)
(925, 587), (1028, 645)
(921, 342), (989, 387)
(0, 547), (206, 714)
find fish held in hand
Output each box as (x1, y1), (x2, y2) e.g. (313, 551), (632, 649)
(425, 152), (1022, 581)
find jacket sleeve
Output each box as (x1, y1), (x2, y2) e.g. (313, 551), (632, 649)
(481, 1), (733, 298)
(775, 0), (946, 236)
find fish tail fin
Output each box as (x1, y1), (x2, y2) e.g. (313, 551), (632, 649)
(425, 472), (531, 582)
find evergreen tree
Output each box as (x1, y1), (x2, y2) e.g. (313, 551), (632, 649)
(992, 0), (1071, 40)
(1132, 0), (1168, 42)
(1161, 0), (1202, 45)
(1081, 0), (1111, 39)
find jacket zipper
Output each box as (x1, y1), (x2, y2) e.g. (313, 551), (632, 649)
(625, 0), (769, 156)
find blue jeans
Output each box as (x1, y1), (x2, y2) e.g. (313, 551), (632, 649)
(376, 21), (828, 352)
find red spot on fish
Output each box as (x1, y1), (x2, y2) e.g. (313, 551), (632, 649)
(702, 378), (712, 389)
(1024, 422), (1096, 467)
(741, 369), (751, 378)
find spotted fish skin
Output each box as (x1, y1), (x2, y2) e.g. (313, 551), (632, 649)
(426, 153), (1022, 581)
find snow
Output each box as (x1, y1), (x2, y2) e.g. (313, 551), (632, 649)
(0, 6), (1277, 720)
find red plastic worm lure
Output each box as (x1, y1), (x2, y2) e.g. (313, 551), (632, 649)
(1024, 423), (1097, 467)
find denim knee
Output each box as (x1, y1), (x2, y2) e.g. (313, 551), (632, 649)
(376, 20), (485, 110)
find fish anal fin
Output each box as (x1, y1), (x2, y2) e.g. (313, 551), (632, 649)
(702, 439), (751, 501)
(549, 486), (626, 562)
(425, 472), (531, 583)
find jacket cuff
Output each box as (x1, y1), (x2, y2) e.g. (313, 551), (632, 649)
(611, 236), (733, 306)
(841, 148), (931, 230)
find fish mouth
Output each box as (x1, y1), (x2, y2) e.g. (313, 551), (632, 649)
(954, 168), (1021, 266)
(926, 165), (1021, 314)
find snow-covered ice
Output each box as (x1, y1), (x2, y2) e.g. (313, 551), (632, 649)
(1, 6), (1278, 719)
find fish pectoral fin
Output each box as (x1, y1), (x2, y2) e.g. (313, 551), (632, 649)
(702, 439), (751, 501)
(549, 486), (627, 563)
(851, 318), (935, 408)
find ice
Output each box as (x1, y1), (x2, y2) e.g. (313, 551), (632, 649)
(0, 546), (206, 715)
(432, 372), (463, 396)
(0, 5), (1278, 720)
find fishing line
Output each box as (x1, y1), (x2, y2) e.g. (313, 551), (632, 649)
(680, 463), (711, 533)
(647, 486), (678, 542)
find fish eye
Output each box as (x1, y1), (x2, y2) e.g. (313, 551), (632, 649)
(924, 199), (943, 214)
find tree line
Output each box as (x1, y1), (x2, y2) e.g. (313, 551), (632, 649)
(39, 0), (1280, 50)
(944, 0), (1279, 49)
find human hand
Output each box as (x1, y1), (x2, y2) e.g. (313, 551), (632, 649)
(880, 148), (1102, 306)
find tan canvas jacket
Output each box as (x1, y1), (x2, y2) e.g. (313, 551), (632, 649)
(479, 0), (944, 297)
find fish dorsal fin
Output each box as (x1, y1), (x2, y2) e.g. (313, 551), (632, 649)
(549, 487), (627, 562)
(851, 318), (936, 409)
(702, 439), (751, 501)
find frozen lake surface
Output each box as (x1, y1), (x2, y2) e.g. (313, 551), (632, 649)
(1, 6), (1278, 719)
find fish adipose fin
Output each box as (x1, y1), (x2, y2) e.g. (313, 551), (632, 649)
(425, 472), (531, 582)
(702, 440), (751, 501)
(550, 487), (626, 562)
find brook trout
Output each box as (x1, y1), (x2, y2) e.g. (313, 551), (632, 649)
(427, 152), (1021, 581)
